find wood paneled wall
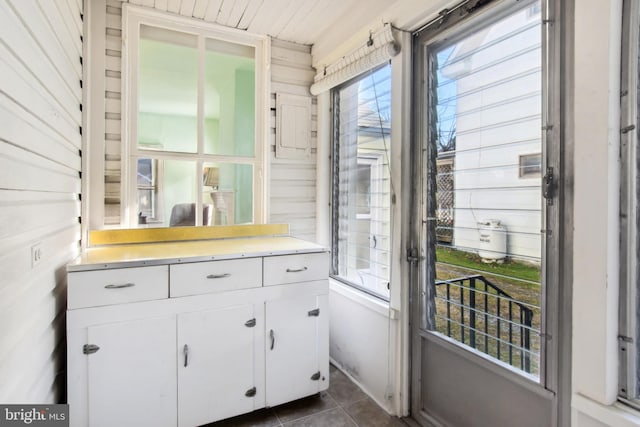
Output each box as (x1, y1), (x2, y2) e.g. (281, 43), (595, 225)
(0, 0), (82, 403)
(99, 1), (317, 240)
(269, 38), (317, 242)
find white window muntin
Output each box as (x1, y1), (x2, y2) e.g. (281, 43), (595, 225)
(122, 5), (269, 227)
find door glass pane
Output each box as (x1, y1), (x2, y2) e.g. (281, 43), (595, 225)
(427, 2), (542, 377)
(138, 25), (198, 153)
(333, 65), (391, 299)
(204, 38), (255, 156)
(202, 163), (253, 225)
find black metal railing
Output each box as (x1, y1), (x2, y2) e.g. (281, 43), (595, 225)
(434, 275), (535, 373)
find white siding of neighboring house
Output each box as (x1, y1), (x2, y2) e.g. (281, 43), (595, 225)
(0, 0), (82, 402)
(98, 1), (317, 240)
(443, 5), (542, 262)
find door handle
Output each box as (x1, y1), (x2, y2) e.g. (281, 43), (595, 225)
(269, 329), (275, 350)
(183, 344), (189, 367)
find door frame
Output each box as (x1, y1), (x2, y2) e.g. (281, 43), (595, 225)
(407, 0), (572, 425)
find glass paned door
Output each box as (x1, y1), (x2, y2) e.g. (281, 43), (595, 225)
(412, 2), (558, 426)
(425, 1), (543, 378)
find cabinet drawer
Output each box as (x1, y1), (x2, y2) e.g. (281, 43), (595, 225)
(263, 252), (329, 286)
(170, 258), (262, 297)
(67, 266), (168, 309)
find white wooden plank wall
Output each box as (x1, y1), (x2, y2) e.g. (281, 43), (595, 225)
(0, 0), (82, 403)
(102, 3), (317, 240)
(269, 39), (317, 241)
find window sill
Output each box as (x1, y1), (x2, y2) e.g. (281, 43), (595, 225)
(329, 278), (398, 320)
(573, 393), (640, 426)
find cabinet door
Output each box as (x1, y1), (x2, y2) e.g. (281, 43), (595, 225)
(178, 305), (259, 427)
(265, 295), (329, 407)
(87, 316), (177, 427)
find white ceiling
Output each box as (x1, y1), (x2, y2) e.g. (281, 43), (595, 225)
(125, 0), (453, 67)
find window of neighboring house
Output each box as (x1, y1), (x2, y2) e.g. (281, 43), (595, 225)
(331, 64), (392, 300)
(519, 153), (542, 178)
(123, 7), (267, 227)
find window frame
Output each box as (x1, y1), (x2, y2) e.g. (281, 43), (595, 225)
(619, 0), (640, 409)
(122, 4), (269, 227)
(330, 64), (392, 301)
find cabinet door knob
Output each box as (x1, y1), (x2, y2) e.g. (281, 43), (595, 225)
(104, 283), (135, 289)
(206, 273), (231, 279)
(285, 267), (308, 273)
(245, 318), (256, 328)
(183, 344), (189, 367)
(245, 387), (257, 397)
(308, 308), (320, 317)
(269, 329), (275, 350)
(310, 371), (321, 381)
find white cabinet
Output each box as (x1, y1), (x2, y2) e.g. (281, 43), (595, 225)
(177, 305), (260, 427)
(67, 242), (328, 427)
(265, 294), (329, 407)
(86, 316), (177, 427)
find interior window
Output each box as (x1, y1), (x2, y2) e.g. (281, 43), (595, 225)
(126, 19), (262, 227)
(331, 64), (392, 299)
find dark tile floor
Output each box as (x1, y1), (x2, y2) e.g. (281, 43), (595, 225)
(205, 364), (407, 427)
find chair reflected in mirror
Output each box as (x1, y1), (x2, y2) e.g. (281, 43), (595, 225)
(169, 203), (213, 227)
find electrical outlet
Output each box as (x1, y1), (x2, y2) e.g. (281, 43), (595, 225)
(31, 243), (43, 268)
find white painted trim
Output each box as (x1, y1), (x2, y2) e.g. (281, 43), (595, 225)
(571, 0), (623, 406)
(85, 0), (106, 235)
(315, 91), (331, 246)
(259, 35), (271, 224)
(329, 278), (397, 319)
(390, 28), (412, 418)
(120, 4), (270, 227)
(572, 394), (640, 427)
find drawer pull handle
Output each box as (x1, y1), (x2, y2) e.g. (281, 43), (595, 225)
(104, 283), (135, 289)
(269, 329), (275, 350)
(206, 273), (231, 279)
(183, 344), (189, 367)
(286, 267), (308, 273)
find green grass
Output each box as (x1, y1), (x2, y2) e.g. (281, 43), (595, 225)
(436, 246), (541, 283)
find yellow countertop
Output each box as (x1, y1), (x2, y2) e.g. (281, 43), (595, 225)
(68, 236), (328, 272)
